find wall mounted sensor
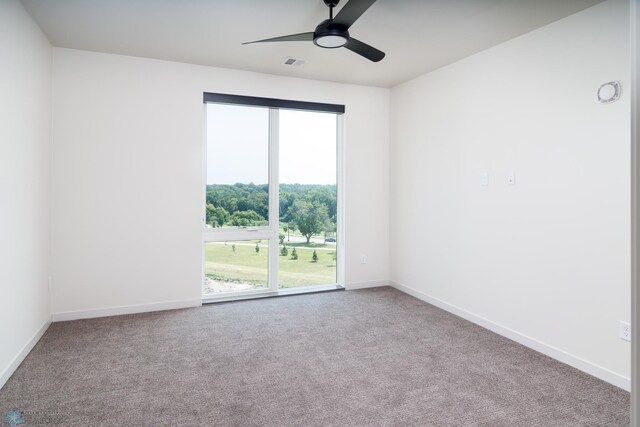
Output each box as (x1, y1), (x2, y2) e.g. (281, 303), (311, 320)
(597, 81), (620, 103)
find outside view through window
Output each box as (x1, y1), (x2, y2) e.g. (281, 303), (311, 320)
(204, 104), (337, 295)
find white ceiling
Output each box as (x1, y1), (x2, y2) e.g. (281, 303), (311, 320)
(21, 0), (604, 88)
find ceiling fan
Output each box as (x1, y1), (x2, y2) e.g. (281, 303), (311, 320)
(242, 0), (385, 62)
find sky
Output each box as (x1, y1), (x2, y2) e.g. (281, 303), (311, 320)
(206, 104), (337, 185)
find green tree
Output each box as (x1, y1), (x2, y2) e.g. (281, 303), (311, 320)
(306, 188), (337, 219)
(280, 245), (288, 256)
(279, 192), (299, 223)
(206, 204), (230, 227)
(255, 243), (260, 254)
(230, 210), (265, 227)
(312, 250), (318, 263)
(279, 233), (285, 245)
(227, 197), (239, 213)
(291, 247), (298, 260)
(206, 203), (215, 225)
(289, 200), (329, 243)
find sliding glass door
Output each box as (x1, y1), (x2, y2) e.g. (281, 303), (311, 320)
(203, 94), (342, 298)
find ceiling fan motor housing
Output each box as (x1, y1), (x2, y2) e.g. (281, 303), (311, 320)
(314, 19), (350, 48)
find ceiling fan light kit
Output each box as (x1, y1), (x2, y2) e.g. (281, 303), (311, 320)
(315, 34), (348, 48)
(243, 0), (385, 62)
(314, 33), (349, 48)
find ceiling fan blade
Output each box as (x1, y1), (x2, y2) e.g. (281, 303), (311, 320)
(344, 37), (385, 62)
(332, 0), (377, 29)
(242, 32), (314, 45)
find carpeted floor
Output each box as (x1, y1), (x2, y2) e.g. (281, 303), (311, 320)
(0, 287), (630, 426)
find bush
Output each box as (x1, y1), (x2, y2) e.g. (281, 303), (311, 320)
(255, 243), (260, 254)
(312, 250), (318, 263)
(280, 245), (288, 256)
(291, 248), (298, 260)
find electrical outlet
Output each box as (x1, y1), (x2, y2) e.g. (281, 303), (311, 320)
(361, 255), (367, 264)
(619, 321), (631, 342)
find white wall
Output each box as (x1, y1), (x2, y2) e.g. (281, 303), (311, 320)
(390, 0), (631, 387)
(0, 0), (52, 388)
(51, 49), (390, 316)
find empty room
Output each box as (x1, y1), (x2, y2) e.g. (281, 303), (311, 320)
(1, 0), (638, 425)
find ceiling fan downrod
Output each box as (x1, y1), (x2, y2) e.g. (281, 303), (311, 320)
(324, 0), (339, 20)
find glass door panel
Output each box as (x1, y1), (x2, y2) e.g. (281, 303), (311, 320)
(278, 110), (338, 289)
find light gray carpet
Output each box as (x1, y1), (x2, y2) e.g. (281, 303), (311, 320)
(0, 287), (630, 426)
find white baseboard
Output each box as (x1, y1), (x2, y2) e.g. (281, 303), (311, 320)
(346, 280), (390, 290)
(52, 299), (202, 322)
(0, 318), (51, 391)
(390, 280), (631, 391)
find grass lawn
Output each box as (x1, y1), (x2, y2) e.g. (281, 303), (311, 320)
(205, 240), (336, 291)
